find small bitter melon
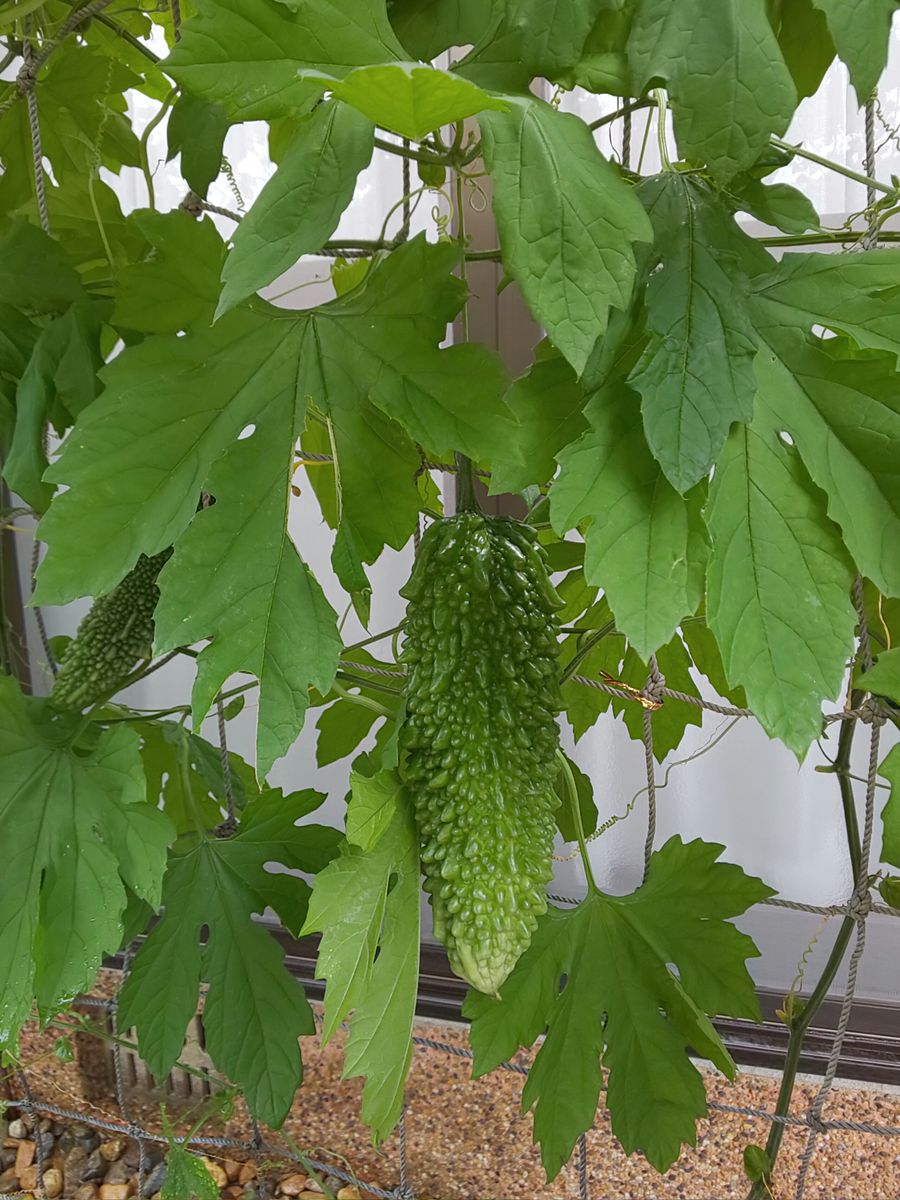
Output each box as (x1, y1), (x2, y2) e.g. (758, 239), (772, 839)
(51, 549), (171, 711)
(400, 512), (563, 994)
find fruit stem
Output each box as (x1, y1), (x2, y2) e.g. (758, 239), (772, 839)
(557, 749), (599, 894)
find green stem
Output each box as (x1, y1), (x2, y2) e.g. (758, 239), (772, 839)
(770, 136), (896, 195)
(654, 88), (672, 170)
(746, 700), (863, 1198)
(559, 622), (617, 684)
(335, 668), (403, 698)
(342, 623), (403, 651)
(746, 917), (856, 1200)
(322, 239), (392, 253)
(373, 135), (447, 167)
(331, 678), (394, 720)
(97, 680), (259, 724)
(761, 230), (900, 247)
(452, 151), (481, 516)
(557, 749), (598, 893)
(92, 11), (162, 62)
(138, 88), (175, 208)
(837, 692), (864, 875)
(589, 97), (656, 132)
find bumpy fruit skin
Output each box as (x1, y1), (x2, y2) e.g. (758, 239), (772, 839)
(51, 549), (172, 711)
(400, 512), (563, 994)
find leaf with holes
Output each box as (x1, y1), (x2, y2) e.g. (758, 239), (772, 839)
(218, 101), (374, 316)
(118, 790), (339, 1127)
(153, 391), (341, 778)
(137, 719), (263, 836)
(704, 406), (856, 755)
(0, 677), (173, 1050)
(303, 792), (420, 1141)
(35, 237), (509, 607)
(164, 0), (406, 120)
(750, 248), (900, 362)
(465, 836), (772, 1177)
(628, 0), (796, 179)
(479, 96), (652, 375)
(630, 174), (760, 492)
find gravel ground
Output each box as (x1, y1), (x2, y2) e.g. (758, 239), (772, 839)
(6, 977), (900, 1200)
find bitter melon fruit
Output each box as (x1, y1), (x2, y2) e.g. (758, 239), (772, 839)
(400, 512), (563, 994)
(51, 549), (171, 711)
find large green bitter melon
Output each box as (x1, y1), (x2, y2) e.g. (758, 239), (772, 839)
(400, 512), (563, 994)
(51, 549), (171, 710)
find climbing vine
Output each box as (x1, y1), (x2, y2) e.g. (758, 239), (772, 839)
(2, 2), (900, 1197)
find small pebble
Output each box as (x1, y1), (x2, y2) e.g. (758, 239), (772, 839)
(238, 1163), (257, 1184)
(277, 1175), (309, 1197)
(98, 1185), (132, 1200)
(223, 1159), (242, 1182)
(7, 1122), (26, 1141)
(18, 1164), (38, 1192)
(336, 1189), (361, 1200)
(83, 1150), (107, 1182)
(15, 1140), (36, 1173)
(73, 1186), (100, 1200)
(64, 1145), (90, 1187)
(139, 1160), (166, 1198)
(100, 1139), (128, 1163)
(103, 1159), (131, 1185)
(123, 1143), (142, 1170)
(0, 1168), (19, 1194)
(43, 1167), (64, 1199)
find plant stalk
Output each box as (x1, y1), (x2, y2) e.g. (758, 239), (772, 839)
(557, 749), (598, 893)
(746, 916), (856, 1200)
(373, 135), (447, 167)
(770, 136), (896, 195)
(452, 138), (482, 517)
(746, 701), (863, 1198)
